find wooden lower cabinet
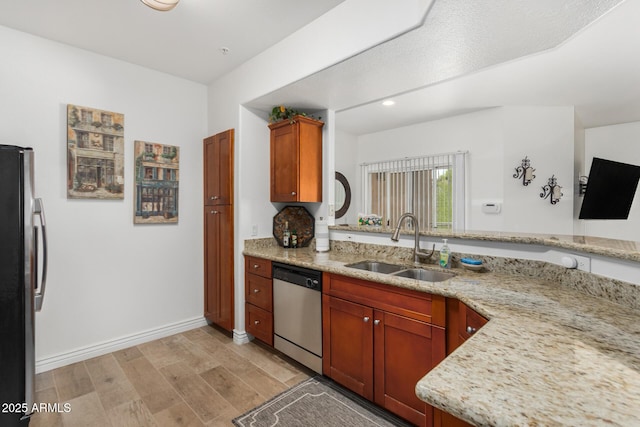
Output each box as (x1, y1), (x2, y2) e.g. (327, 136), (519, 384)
(435, 299), (489, 427)
(245, 303), (273, 345)
(244, 256), (273, 346)
(375, 311), (445, 426)
(323, 295), (374, 399)
(204, 205), (233, 330)
(322, 273), (446, 427)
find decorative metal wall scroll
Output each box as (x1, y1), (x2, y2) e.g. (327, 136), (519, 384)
(540, 175), (563, 204)
(513, 156), (536, 186)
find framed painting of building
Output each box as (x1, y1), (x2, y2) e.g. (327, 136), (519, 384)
(67, 104), (125, 199)
(133, 140), (180, 224)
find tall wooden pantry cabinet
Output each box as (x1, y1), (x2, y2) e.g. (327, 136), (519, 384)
(203, 129), (234, 331)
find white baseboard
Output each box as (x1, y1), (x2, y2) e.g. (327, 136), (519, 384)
(36, 316), (208, 373)
(233, 329), (252, 345)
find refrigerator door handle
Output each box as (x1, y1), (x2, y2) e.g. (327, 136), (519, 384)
(34, 198), (48, 312)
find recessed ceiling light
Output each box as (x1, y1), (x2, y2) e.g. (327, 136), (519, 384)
(140, 0), (179, 12)
(382, 100), (395, 106)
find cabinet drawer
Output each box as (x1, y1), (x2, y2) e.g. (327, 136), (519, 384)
(325, 273), (445, 327)
(459, 302), (488, 340)
(245, 273), (273, 312)
(245, 256), (272, 278)
(246, 303), (273, 346)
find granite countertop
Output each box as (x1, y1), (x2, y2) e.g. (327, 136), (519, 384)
(243, 242), (640, 427)
(330, 224), (640, 263)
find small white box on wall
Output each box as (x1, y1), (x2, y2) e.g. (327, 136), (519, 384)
(481, 203), (501, 214)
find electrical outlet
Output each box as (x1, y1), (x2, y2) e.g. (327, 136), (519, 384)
(574, 254), (591, 272)
(329, 204), (335, 217)
(251, 225), (258, 236)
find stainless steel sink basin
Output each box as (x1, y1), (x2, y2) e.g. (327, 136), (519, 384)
(344, 261), (406, 274)
(392, 268), (455, 282)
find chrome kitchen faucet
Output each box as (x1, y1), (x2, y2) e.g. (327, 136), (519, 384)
(391, 212), (435, 264)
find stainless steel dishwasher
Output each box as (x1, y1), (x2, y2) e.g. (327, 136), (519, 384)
(272, 262), (322, 373)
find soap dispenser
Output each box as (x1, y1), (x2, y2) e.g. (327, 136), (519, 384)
(439, 239), (451, 269)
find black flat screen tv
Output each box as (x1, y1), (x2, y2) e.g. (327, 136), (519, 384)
(579, 157), (640, 220)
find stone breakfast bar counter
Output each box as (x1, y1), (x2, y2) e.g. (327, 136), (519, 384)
(243, 236), (640, 426)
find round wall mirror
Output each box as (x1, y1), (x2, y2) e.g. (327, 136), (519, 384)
(335, 171), (351, 219)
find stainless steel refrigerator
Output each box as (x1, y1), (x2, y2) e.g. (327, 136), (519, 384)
(0, 145), (48, 426)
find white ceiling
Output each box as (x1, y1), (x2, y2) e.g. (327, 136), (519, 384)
(1, 0), (637, 135)
(249, 0), (638, 134)
(0, 0), (344, 84)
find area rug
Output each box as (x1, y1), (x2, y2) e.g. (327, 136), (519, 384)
(233, 376), (412, 427)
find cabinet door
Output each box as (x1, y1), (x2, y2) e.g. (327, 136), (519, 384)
(245, 273), (273, 312)
(459, 302), (488, 342)
(204, 129), (234, 206)
(270, 123), (299, 202)
(322, 295), (374, 400)
(374, 310), (445, 427)
(245, 303), (273, 346)
(204, 205), (234, 331)
(245, 256), (272, 279)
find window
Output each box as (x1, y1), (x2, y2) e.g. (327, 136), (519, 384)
(77, 132), (89, 148)
(81, 110), (92, 124)
(103, 136), (114, 152)
(164, 169), (175, 181)
(101, 113), (112, 126)
(361, 152), (466, 231)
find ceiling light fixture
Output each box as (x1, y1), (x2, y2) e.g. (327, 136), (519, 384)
(382, 100), (395, 106)
(140, 0), (179, 12)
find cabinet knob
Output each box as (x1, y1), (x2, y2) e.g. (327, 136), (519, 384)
(363, 316), (370, 323)
(253, 289), (260, 293)
(210, 210), (219, 215)
(466, 326), (477, 334)
(291, 191), (296, 196)
(254, 320), (260, 325)
(374, 319), (381, 326)
(253, 264), (260, 269)
(210, 195), (219, 200)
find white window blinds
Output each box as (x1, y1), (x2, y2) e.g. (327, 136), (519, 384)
(360, 152), (466, 231)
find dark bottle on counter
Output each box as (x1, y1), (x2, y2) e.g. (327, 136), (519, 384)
(291, 230), (298, 248)
(283, 221), (290, 248)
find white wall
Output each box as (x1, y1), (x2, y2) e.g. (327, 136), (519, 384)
(335, 129), (358, 224)
(501, 106), (575, 234)
(583, 121), (640, 241)
(573, 113), (586, 235)
(0, 26), (208, 370)
(353, 106), (575, 234)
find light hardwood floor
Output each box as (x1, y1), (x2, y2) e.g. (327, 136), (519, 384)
(31, 326), (312, 427)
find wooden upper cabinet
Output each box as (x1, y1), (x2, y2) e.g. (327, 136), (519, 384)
(204, 129), (233, 206)
(269, 116), (324, 202)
